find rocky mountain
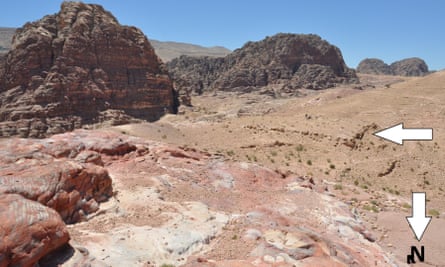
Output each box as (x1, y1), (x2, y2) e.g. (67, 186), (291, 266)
(390, 57), (429, 76)
(357, 57), (429, 76)
(0, 2), (178, 138)
(356, 58), (392, 75)
(149, 39), (231, 62)
(167, 33), (358, 103)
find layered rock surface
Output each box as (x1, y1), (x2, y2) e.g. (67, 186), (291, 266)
(0, 194), (70, 267)
(357, 57), (429, 76)
(0, 129), (401, 266)
(0, 131), (116, 224)
(167, 33), (358, 102)
(0, 2), (177, 138)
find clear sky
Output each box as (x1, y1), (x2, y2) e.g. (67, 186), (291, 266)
(1, 1), (444, 70)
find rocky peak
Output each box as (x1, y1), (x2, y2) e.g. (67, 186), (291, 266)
(390, 57), (429, 76)
(357, 58), (393, 75)
(357, 57), (429, 76)
(167, 33), (358, 102)
(0, 2), (177, 137)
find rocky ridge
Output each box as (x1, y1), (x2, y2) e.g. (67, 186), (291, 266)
(0, 2), (177, 138)
(167, 33), (358, 103)
(0, 129), (401, 266)
(357, 57), (429, 76)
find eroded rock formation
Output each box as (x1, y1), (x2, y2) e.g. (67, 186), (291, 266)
(357, 58), (393, 75)
(167, 33), (358, 102)
(390, 57), (429, 76)
(357, 57), (429, 76)
(0, 194), (70, 267)
(0, 2), (177, 137)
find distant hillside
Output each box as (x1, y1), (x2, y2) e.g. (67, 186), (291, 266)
(0, 27), (230, 61)
(149, 39), (231, 62)
(0, 27), (15, 53)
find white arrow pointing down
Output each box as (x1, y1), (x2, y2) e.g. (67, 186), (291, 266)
(406, 192), (432, 241)
(373, 123), (433, 145)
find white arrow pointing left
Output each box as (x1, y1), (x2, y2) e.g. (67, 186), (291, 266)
(373, 123), (433, 145)
(406, 192), (432, 241)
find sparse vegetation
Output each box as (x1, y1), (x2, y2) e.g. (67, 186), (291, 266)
(295, 144), (304, 152)
(329, 164), (335, 169)
(334, 184), (343, 190)
(306, 159), (312, 166)
(363, 204), (379, 213)
(402, 203), (412, 209)
(429, 209), (440, 217)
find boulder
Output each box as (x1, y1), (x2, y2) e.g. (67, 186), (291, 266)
(0, 194), (70, 267)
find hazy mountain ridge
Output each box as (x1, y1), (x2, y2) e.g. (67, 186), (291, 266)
(0, 27), (230, 60)
(149, 39), (231, 62)
(0, 27), (15, 53)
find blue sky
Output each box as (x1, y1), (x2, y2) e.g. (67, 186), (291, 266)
(1, 1), (444, 70)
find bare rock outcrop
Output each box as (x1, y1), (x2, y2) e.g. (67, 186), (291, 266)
(357, 58), (392, 75)
(168, 33), (358, 102)
(0, 131), (118, 224)
(0, 193), (70, 267)
(0, 129), (403, 266)
(390, 57), (429, 76)
(0, 2), (178, 138)
(357, 57), (429, 76)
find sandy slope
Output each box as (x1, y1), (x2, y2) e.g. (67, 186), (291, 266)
(112, 72), (445, 266)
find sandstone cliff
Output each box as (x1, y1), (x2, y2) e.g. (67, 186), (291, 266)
(0, 2), (177, 137)
(167, 33), (358, 102)
(357, 57), (429, 76)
